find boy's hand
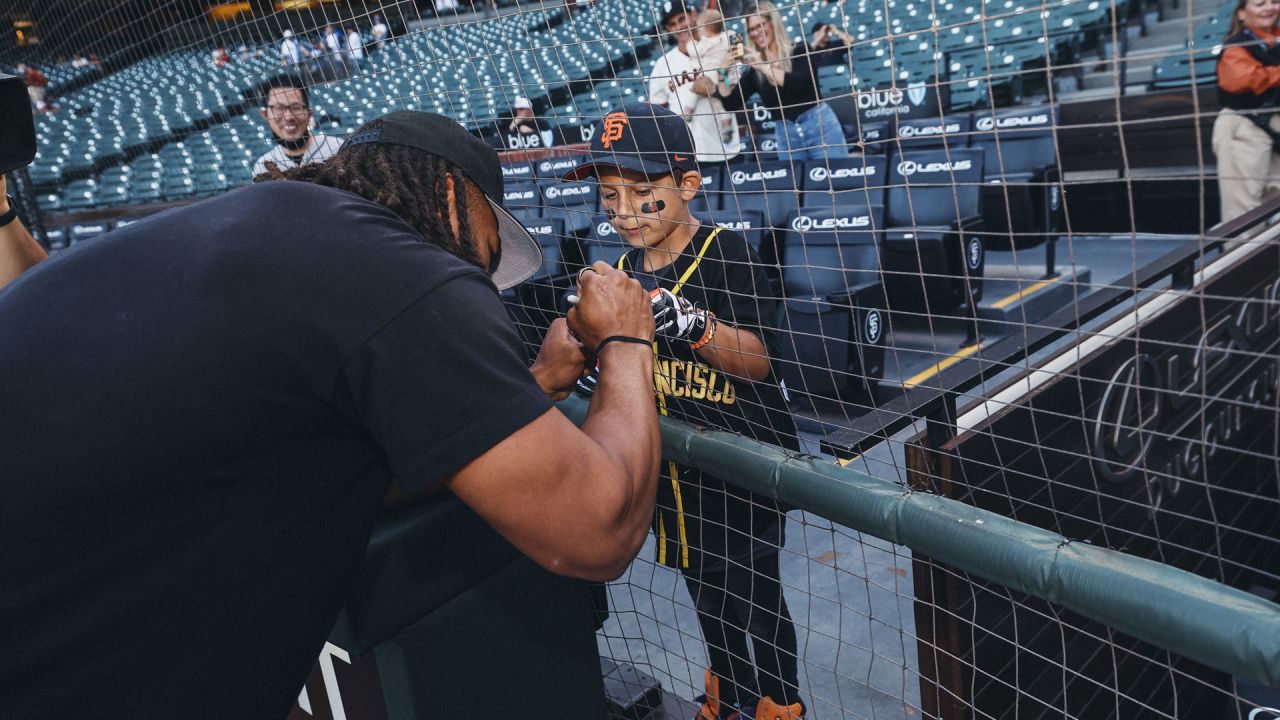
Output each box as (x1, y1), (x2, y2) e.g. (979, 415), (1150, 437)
(567, 262), (655, 352)
(650, 288), (715, 345)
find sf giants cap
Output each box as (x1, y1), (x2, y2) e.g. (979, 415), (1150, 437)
(341, 110), (542, 291)
(562, 103), (696, 182)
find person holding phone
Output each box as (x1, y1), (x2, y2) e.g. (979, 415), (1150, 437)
(713, 1), (850, 162)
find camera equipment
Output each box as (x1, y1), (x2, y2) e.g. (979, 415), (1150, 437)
(0, 73), (37, 175)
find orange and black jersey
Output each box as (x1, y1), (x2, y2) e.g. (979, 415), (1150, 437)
(618, 224), (799, 572)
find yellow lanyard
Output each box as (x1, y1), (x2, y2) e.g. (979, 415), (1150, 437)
(615, 227), (720, 569)
(616, 226), (722, 297)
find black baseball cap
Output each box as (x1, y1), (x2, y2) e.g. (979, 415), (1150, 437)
(660, 0), (694, 25)
(562, 103), (697, 182)
(341, 110), (542, 291)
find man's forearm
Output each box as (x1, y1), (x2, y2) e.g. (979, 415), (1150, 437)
(580, 343), (661, 553)
(0, 209), (46, 290)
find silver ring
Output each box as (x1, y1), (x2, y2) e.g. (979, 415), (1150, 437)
(577, 266), (598, 285)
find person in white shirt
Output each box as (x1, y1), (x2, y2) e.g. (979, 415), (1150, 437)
(280, 29), (304, 66)
(323, 25), (344, 58)
(646, 1), (740, 163)
(252, 74), (345, 178)
(346, 27), (365, 61)
(371, 16), (389, 49)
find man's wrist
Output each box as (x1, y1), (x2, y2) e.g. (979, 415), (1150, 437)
(595, 335), (652, 356)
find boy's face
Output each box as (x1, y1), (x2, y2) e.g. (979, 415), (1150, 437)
(597, 167), (701, 250)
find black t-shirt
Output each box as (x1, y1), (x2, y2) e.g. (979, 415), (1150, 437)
(618, 225), (799, 572)
(0, 181), (551, 718)
(722, 41), (823, 122)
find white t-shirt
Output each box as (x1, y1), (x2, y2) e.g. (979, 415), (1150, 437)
(347, 31), (364, 59)
(280, 38), (303, 66)
(252, 134), (345, 177)
(647, 44), (741, 163)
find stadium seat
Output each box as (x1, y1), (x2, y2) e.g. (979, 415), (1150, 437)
(694, 164), (724, 214)
(42, 226), (69, 254)
(582, 215), (630, 267)
(533, 156), (582, 179)
(850, 120), (890, 154)
(883, 147), (986, 313)
(538, 179), (598, 235)
(70, 222), (110, 245)
(970, 104), (1063, 248)
(777, 202), (887, 401)
(501, 161), (535, 183)
(61, 179), (97, 211)
(711, 209), (768, 254)
(503, 181), (542, 219)
(892, 113), (973, 151)
(721, 160), (800, 229)
(508, 216), (572, 356)
(800, 155), (889, 208)
(1149, 51), (1219, 89)
(521, 216), (569, 282)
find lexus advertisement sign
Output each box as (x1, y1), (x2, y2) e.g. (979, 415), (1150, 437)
(905, 240), (1280, 719)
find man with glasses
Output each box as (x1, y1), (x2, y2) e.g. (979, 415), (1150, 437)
(252, 73), (344, 177)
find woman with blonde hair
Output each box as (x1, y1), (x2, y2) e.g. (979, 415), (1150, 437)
(714, 0), (849, 162)
(1213, 0), (1280, 221)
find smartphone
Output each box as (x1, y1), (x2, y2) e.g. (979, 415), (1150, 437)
(729, 31), (745, 59)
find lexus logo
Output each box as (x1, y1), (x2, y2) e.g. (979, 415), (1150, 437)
(1091, 354), (1163, 483)
(808, 165), (874, 182)
(976, 114), (1050, 131)
(595, 221), (616, 236)
(790, 214), (871, 231)
(897, 159), (972, 176)
(731, 168), (788, 184)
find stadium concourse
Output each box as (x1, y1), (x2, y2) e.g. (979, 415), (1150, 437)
(3, 0), (1279, 717)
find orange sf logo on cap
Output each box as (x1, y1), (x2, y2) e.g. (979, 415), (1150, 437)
(601, 112), (629, 149)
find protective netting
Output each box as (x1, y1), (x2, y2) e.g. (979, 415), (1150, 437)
(5, 0), (1279, 716)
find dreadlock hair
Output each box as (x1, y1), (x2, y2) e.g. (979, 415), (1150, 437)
(253, 118), (483, 269)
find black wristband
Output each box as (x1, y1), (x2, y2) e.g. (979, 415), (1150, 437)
(0, 195), (17, 228)
(595, 335), (652, 356)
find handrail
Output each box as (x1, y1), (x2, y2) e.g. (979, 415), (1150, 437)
(558, 394), (1280, 688)
(819, 193), (1280, 459)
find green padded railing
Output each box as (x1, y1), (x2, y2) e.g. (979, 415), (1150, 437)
(558, 395), (1280, 688)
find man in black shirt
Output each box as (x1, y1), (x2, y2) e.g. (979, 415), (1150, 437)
(0, 111), (661, 718)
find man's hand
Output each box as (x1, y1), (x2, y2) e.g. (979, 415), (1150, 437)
(567, 262), (654, 352)
(692, 73), (716, 96)
(531, 318), (588, 401)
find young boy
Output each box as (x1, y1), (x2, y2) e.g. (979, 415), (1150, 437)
(565, 104), (805, 720)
